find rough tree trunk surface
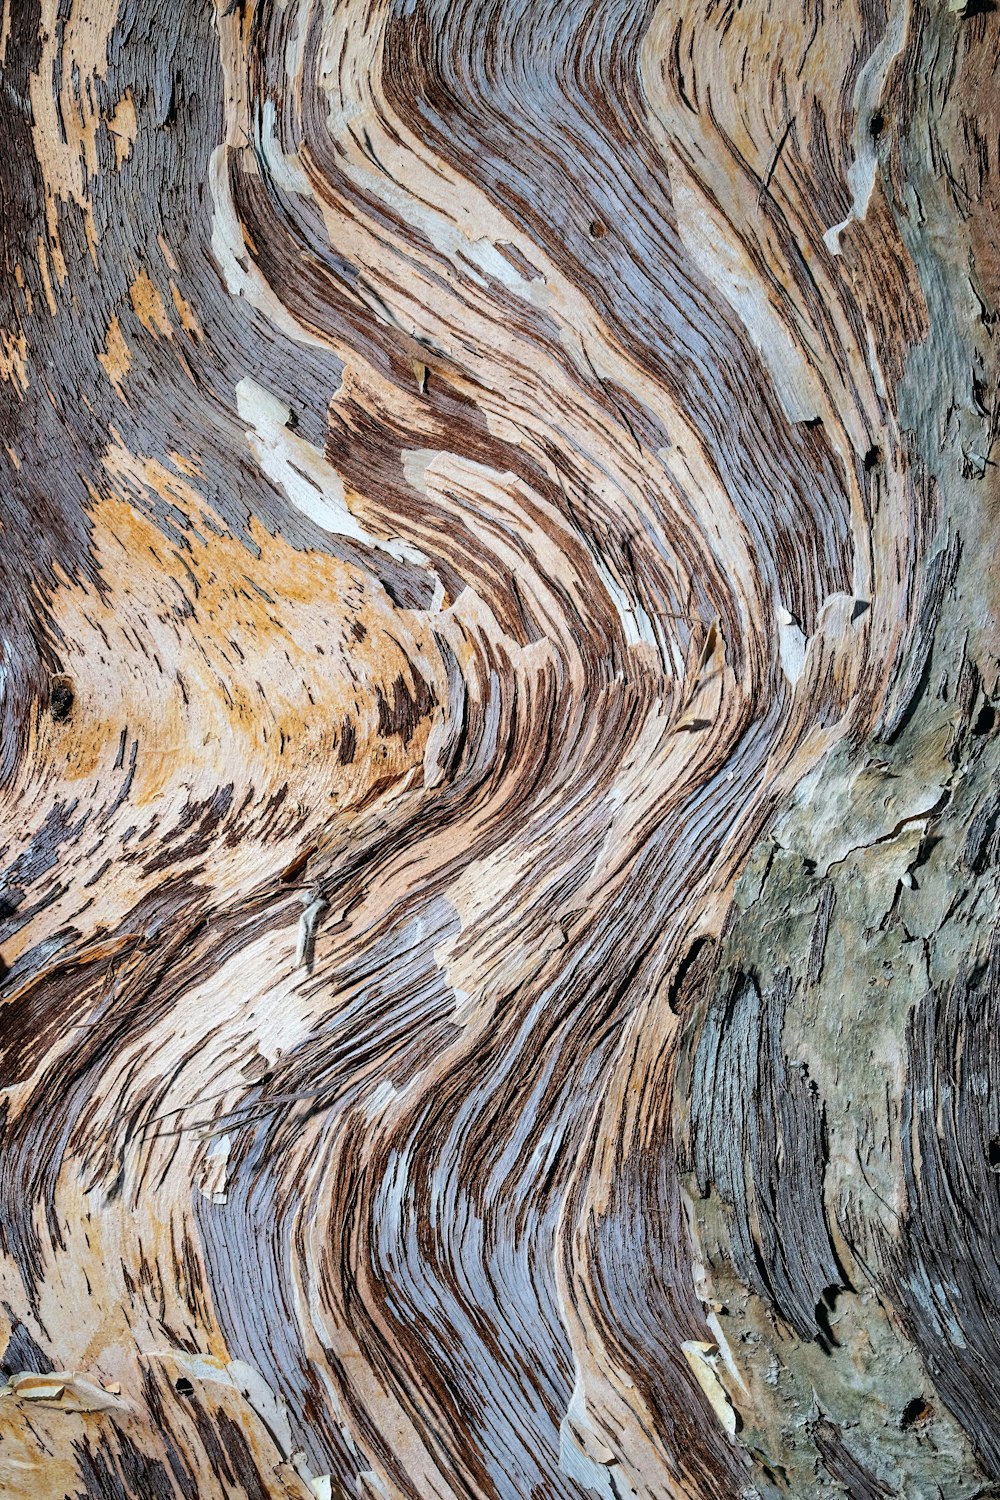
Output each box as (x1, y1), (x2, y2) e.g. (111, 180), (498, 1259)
(1, 0), (998, 1497)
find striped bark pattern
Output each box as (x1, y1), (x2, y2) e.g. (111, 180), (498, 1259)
(1, 1), (998, 1496)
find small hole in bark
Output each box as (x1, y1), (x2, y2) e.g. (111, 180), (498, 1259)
(667, 935), (713, 1014)
(863, 445), (882, 472)
(804, 415), (823, 429)
(988, 1136), (1000, 1170)
(901, 1397), (931, 1429)
(870, 110), (885, 139)
(959, 0), (996, 14)
(973, 703), (996, 736)
(174, 1377), (194, 1397)
(815, 1285), (842, 1351)
(49, 676), (74, 722)
(973, 374), (990, 415)
(750, 1451), (789, 1486)
(588, 219), (607, 239)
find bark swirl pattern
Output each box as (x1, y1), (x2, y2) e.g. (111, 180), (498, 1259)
(1, 1), (997, 1496)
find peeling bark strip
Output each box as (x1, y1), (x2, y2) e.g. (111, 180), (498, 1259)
(0, 0), (997, 1495)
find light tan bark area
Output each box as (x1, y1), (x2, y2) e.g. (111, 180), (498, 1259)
(1, 1), (998, 1496)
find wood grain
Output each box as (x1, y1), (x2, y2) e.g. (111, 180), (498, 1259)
(0, 1), (998, 1495)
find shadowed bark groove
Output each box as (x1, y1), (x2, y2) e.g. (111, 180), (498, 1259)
(0, 0), (997, 1496)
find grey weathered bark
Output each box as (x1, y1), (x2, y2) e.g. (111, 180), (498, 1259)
(0, 0), (998, 1497)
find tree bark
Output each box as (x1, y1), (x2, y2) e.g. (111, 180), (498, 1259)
(1, 1), (998, 1497)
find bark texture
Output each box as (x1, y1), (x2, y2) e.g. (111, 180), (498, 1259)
(1, 1), (998, 1497)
